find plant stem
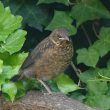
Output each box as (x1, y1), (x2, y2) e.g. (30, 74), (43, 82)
(92, 23), (99, 38)
(81, 25), (92, 46)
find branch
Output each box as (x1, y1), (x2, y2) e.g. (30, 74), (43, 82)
(1, 91), (99, 110)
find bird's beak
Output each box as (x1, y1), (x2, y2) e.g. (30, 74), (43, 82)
(65, 37), (70, 41)
(59, 36), (70, 41)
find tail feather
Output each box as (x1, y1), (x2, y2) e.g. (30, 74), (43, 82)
(11, 67), (35, 82)
(11, 70), (25, 81)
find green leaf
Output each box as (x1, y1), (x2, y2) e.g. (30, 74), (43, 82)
(107, 83), (110, 96)
(0, 59), (3, 73)
(79, 69), (99, 83)
(2, 0), (53, 31)
(2, 65), (20, 79)
(107, 60), (110, 68)
(77, 48), (99, 67)
(46, 11), (77, 35)
(22, 79), (41, 91)
(84, 76), (110, 110)
(37, 0), (69, 5)
(0, 52), (28, 66)
(47, 80), (60, 92)
(87, 81), (108, 95)
(2, 82), (17, 102)
(0, 2), (22, 42)
(68, 91), (86, 102)
(93, 27), (110, 57)
(0, 74), (5, 90)
(86, 95), (110, 110)
(55, 73), (79, 94)
(3, 52), (28, 66)
(0, 1), (4, 15)
(97, 68), (110, 80)
(70, 0), (110, 27)
(79, 67), (110, 83)
(0, 1), (27, 102)
(0, 30), (27, 54)
(0, 53), (28, 80)
(15, 81), (26, 98)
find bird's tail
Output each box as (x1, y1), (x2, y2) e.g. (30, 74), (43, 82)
(11, 70), (25, 82)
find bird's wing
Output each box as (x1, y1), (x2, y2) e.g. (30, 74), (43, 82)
(21, 37), (54, 69)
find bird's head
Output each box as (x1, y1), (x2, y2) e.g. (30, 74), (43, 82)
(49, 28), (70, 45)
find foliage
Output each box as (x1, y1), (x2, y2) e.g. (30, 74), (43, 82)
(70, 0), (110, 27)
(2, 0), (53, 31)
(37, 0), (70, 5)
(46, 11), (77, 35)
(55, 73), (79, 94)
(0, 1), (28, 102)
(0, 0), (110, 110)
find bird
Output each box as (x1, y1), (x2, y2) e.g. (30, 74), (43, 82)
(18, 28), (74, 94)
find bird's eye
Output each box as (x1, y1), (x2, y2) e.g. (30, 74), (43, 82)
(57, 35), (62, 39)
(57, 35), (62, 38)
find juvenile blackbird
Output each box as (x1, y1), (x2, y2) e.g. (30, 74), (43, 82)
(19, 28), (74, 93)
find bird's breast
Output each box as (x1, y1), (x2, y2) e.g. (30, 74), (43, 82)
(34, 41), (73, 81)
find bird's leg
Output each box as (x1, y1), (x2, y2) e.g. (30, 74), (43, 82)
(37, 79), (52, 95)
(71, 62), (81, 86)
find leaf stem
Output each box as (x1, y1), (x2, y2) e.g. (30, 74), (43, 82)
(71, 62), (81, 76)
(81, 25), (92, 46)
(88, 79), (110, 82)
(92, 23), (99, 38)
(98, 72), (110, 80)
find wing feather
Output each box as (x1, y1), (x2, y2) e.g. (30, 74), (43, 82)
(21, 37), (54, 69)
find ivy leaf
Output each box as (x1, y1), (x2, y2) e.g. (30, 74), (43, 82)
(107, 60), (110, 69)
(70, 0), (110, 27)
(93, 27), (110, 57)
(86, 95), (110, 110)
(15, 81), (26, 98)
(55, 73), (79, 94)
(0, 30), (27, 54)
(69, 91), (86, 102)
(37, 0), (69, 6)
(22, 79), (41, 91)
(84, 74), (110, 110)
(77, 48), (99, 67)
(0, 52), (28, 66)
(97, 68), (110, 79)
(0, 2), (22, 42)
(79, 69), (99, 83)
(2, 66), (20, 79)
(0, 1), (4, 14)
(86, 81), (110, 110)
(2, 82), (17, 102)
(0, 2), (27, 101)
(4, 52), (28, 66)
(2, 0), (53, 31)
(0, 59), (3, 73)
(47, 80), (60, 92)
(0, 74), (5, 90)
(87, 81), (108, 95)
(0, 53), (28, 80)
(46, 11), (77, 35)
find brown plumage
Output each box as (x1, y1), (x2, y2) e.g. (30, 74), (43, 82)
(19, 28), (74, 93)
